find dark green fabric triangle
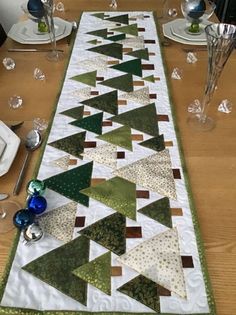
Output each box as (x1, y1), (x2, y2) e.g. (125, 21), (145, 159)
(91, 13), (105, 20)
(44, 162), (93, 207)
(80, 90), (118, 115)
(70, 71), (97, 87)
(107, 33), (126, 42)
(79, 212), (126, 256)
(143, 75), (155, 83)
(60, 106), (84, 120)
(99, 73), (133, 92)
(110, 24), (138, 36)
(73, 252), (111, 295)
(48, 131), (86, 158)
(88, 43), (123, 60)
(97, 125), (132, 151)
(139, 134), (165, 152)
(126, 48), (149, 61)
(81, 177), (136, 220)
(87, 39), (100, 45)
(87, 28), (108, 39)
(22, 236), (90, 305)
(110, 103), (159, 136)
(110, 58), (142, 77)
(138, 197), (172, 228)
(105, 14), (129, 25)
(70, 112), (103, 135)
(117, 275), (161, 312)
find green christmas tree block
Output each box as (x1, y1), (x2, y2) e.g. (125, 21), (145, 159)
(81, 90), (118, 115)
(87, 39), (100, 45)
(110, 58), (142, 77)
(110, 24), (138, 36)
(70, 112), (103, 135)
(87, 28), (108, 38)
(81, 176), (136, 220)
(60, 106), (84, 120)
(44, 162), (93, 207)
(138, 197), (172, 228)
(139, 134), (165, 152)
(48, 131), (86, 158)
(143, 75), (155, 83)
(79, 212), (126, 256)
(22, 236), (90, 305)
(88, 43), (123, 60)
(97, 125), (132, 151)
(99, 73), (133, 92)
(105, 14), (129, 25)
(70, 71), (97, 87)
(110, 103), (159, 136)
(107, 33), (126, 42)
(73, 252), (111, 295)
(126, 48), (149, 61)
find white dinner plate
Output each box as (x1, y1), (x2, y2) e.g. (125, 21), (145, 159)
(8, 17), (72, 44)
(0, 121), (21, 177)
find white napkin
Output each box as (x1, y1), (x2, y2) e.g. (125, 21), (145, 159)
(0, 135), (6, 158)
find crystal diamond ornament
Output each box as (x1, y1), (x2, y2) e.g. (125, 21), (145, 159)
(188, 99), (201, 113)
(218, 99), (232, 114)
(55, 1), (65, 12)
(171, 67), (183, 80)
(33, 68), (46, 81)
(8, 95), (23, 109)
(186, 52), (198, 64)
(3, 57), (15, 70)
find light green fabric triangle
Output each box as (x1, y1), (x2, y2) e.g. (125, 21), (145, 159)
(97, 125), (132, 151)
(81, 176), (136, 220)
(70, 71), (97, 87)
(87, 28), (108, 38)
(60, 106), (84, 120)
(73, 252), (111, 295)
(143, 75), (155, 83)
(99, 73), (133, 92)
(87, 39), (100, 45)
(110, 58), (142, 77)
(88, 43), (123, 60)
(105, 14), (129, 25)
(110, 24), (138, 36)
(126, 48), (149, 61)
(70, 112), (103, 135)
(111, 103), (159, 136)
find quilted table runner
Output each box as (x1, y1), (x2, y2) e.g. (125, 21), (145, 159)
(0, 11), (216, 315)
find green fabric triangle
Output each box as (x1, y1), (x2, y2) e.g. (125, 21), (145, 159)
(110, 24), (138, 36)
(110, 58), (142, 77)
(87, 28), (108, 38)
(87, 39), (100, 45)
(107, 33), (126, 42)
(111, 103), (159, 136)
(70, 71), (97, 87)
(44, 162), (93, 207)
(81, 177), (136, 220)
(70, 112), (103, 135)
(88, 43), (123, 60)
(126, 48), (149, 61)
(97, 125), (132, 151)
(139, 134), (165, 152)
(81, 90), (118, 115)
(79, 212), (126, 256)
(22, 236), (90, 305)
(143, 75), (155, 83)
(60, 106), (84, 120)
(138, 197), (172, 228)
(48, 131), (86, 158)
(73, 252), (111, 295)
(105, 14), (129, 25)
(91, 13), (105, 19)
(117, 275), (161, 312)
(99, 73), (133, 92)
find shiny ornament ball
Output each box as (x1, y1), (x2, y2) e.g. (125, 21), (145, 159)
(187, 0), (206, 20)
(27, 0), (45, 19)
(26, 179), (46, 196)
(23, 223), (44, 244)
(28, 195), (47, 215)
(13, 209), (35, 230)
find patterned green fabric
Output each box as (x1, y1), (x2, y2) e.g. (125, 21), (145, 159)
(48, 131), (86, 158)
(126, 48), (149, 61)
(110, 24), (138, 36)
(70, 71), (97, 87)
(81, 177), (136, 220)
(81, 90), (118, 115)
(111, 59), (142, 77)
(73, 252), (111, 295)
(97, 125), (132, 151)
(70, 112), (103, 135)
(79, 212), (126, 256)
(88, 43), (123, 60)
(44, 162), (93, 206)
(60, 106), (84, 120)
(143, 75), (155, 83)
(107, 34), (126, 42)
(22, 236), (90, 305)
(117, 275), (161, 313)
(138, 197), (172, 228)
(99, 73), (133, 92)
(139, 134), (165, 152)
(87, 28), (108, 38)
(105, 14), (129, 25)
(111, 103), (159, 136)
(87, 39), (100, 45)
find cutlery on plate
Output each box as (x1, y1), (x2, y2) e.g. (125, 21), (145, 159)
(8, 48), (64, 53)
(0, 194), (9, 201)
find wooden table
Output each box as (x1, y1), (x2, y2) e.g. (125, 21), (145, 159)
(0, 1), (236, 314)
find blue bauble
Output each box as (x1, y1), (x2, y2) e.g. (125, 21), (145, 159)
(27, 0), (45, 19)
(13, 209), (35, 229)
(188, 0), (206, 20)
(28, 195), (47, 215)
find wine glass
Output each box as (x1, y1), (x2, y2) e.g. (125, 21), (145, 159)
(0, 200), (22, 233)
(181, 0), (216, 34)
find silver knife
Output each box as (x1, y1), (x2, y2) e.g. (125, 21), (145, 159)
(0, 193), (9, 201)
(8, 48), (64, 53)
